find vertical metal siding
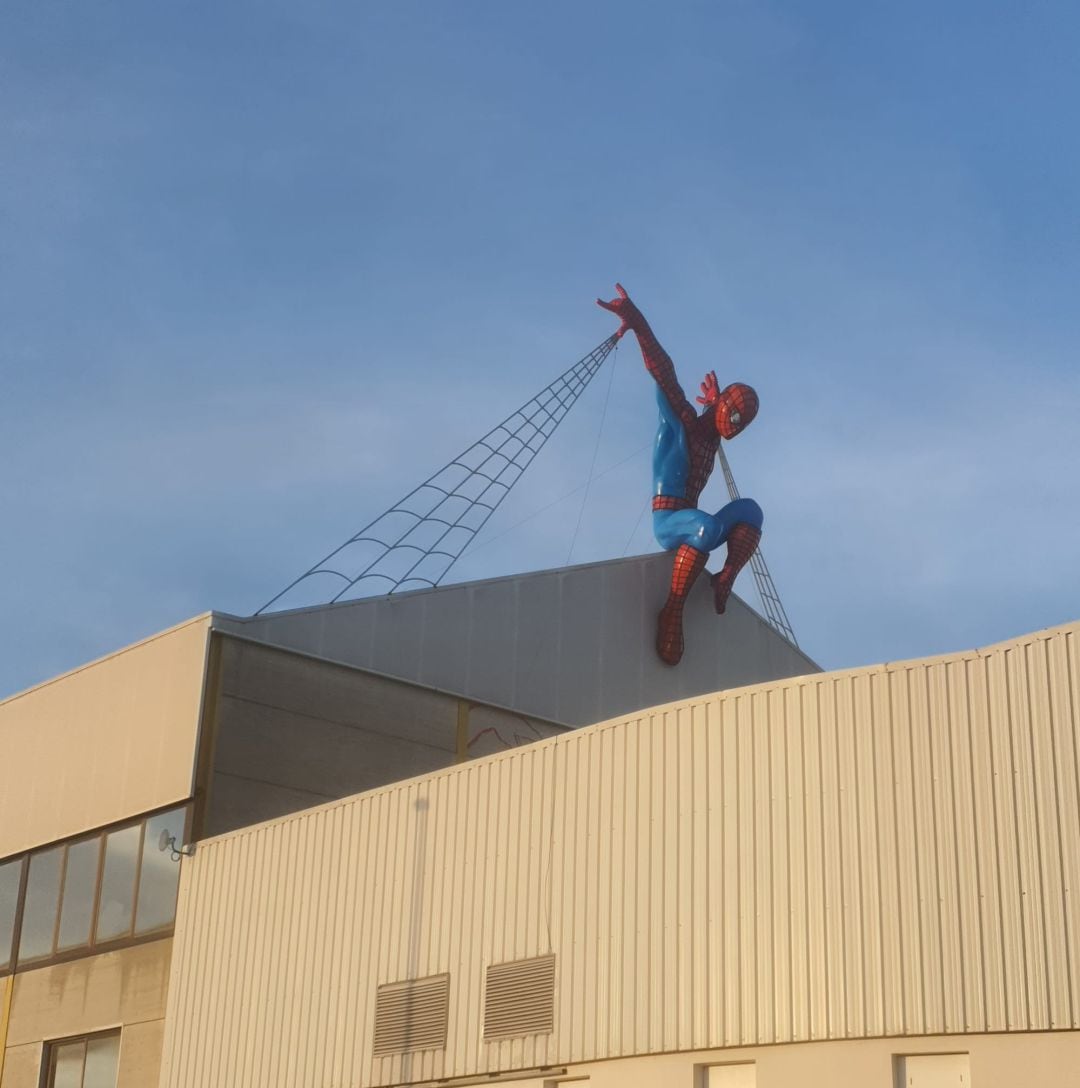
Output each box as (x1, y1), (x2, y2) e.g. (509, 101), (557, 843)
(159, 623), (1080, 1088)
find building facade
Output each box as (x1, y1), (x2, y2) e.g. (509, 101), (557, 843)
(0, 555), (816, 1087)
(157, 621), (1080, 1087)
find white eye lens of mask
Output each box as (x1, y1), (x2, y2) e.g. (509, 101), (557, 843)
(729, 411), (741, 425)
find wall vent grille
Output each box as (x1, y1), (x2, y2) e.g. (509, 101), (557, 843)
(483, 954), (556, 1040)
(372, 974), (450, 1056)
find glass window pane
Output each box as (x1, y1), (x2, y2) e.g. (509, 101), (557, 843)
(83, 1033), (120, 1088)
(18, 846), (63, 962)
(0, 858), (23, 971)
(135, 808), (186, 934)
(57, 837), (101, 951)
(96, 825), (140, 942)
(50, 1039), (85, 1088)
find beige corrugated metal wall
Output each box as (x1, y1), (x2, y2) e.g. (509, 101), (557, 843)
(0, 616), (211, 857)
(159, 621), (1080, 1088)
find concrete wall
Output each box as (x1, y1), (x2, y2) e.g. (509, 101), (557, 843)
(159, 620), (1080, 1088)
(0, 617), (211, 857)
(206, 635), (568, 837)
(216, 552), (819, 727)
(0, 939), (172, 1088)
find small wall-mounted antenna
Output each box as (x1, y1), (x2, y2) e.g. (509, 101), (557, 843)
(158, 829), (195, 861)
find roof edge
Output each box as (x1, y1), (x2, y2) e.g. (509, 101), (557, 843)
(584, 616), (1080, 729)
(219, 551), (673, 624)
(0, 613), (213, 709)
(192, 616), (1079, 852)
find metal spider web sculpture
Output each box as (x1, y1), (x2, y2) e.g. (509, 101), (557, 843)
(256, 333), (620, 615)
(716, 442), (798, 647)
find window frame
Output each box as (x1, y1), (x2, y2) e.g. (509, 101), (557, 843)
(0, 854), (28, 977)
(54, 833), (104, 955)
(0, 802), (190, 977)
(40, 1027), (122, 1088)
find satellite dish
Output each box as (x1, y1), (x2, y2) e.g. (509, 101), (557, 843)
(156, 827), (194, 859)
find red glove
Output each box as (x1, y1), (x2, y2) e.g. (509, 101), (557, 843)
(696, 371), (720, 408)
(596, 283), (645, 339)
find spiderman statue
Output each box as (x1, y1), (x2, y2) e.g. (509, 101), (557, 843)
(598, 284), (763, 666)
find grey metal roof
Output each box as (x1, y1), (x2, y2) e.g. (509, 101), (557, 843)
(214, 552), (820, 727)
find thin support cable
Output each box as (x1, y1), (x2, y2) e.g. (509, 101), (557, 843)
(459, 441), (651, 563)
(717, 443), (799, 648)
(621, 495), (652, 557)
(565, 339), (618, 566)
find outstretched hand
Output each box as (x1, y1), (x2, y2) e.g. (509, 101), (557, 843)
(696, 370), (720, 408)
(596, 282), (644, 339)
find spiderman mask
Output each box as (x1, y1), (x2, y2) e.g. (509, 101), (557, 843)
(695, 372), (758, 439)
(713, 382), (758, 439)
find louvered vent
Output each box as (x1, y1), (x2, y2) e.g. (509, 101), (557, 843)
(483, 954), (556, 1041)
(372, 974), (450, 1056)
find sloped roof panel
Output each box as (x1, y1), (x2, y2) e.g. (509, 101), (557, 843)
(216, 553), (819, 726)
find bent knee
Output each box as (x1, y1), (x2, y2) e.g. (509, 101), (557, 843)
(730, 497), (764, 531)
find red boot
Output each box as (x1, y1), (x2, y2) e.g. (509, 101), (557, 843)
(712, 522), (761, 614)
(657, 544), (708, 666)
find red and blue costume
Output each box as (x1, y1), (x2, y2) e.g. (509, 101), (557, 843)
(598, 284), (763, 666)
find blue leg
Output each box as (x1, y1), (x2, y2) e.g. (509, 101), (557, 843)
(711, 497), (763, 536)
(652, 498), (762, 555)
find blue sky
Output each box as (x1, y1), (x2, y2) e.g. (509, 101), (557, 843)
(2, 2), (1079, 697)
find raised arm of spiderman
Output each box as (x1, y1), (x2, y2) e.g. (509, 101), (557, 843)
(596, 283), (697, 427)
